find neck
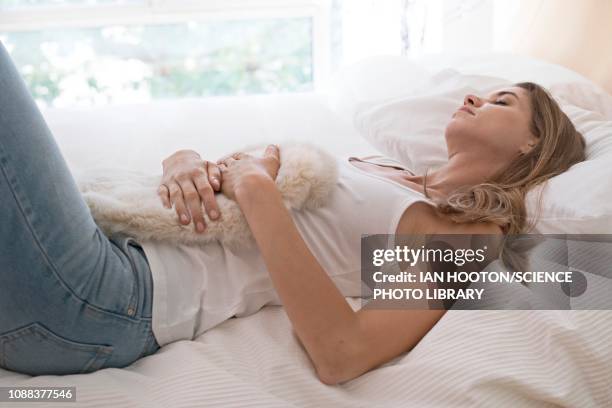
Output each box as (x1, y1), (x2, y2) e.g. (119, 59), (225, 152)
(410, 152), (506, 200)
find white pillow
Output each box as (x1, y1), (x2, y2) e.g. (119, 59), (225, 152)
(331, 59), (612, 234)
(549, 82), (612, 121)
(352, 68), (511, 174)
(328, 55), (435, 126)
(529, 103), (612, 233)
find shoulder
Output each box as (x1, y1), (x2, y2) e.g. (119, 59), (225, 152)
(398, 200), (504, 236)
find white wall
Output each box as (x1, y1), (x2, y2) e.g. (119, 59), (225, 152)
(337, 0), (523, 65)
(510, 0), (612, 94)
(339, 0), (404, 66)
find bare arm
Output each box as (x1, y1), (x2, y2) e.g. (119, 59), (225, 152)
(235, 175), (361, 384)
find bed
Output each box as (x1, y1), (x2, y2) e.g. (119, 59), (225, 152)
(1, 53), (612, 407)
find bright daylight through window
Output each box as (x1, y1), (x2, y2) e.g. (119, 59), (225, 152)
(0, 0), (319, 107)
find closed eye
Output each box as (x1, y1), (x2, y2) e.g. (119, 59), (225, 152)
(493, 99), (508, 106)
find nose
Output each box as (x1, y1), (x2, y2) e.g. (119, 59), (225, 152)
(464, 94), (482, 107)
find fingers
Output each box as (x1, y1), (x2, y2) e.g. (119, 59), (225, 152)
(157, 184), (171, 209)
(163, 167), (220, 232)
(167, 182), (190, 225)
(207, 161), (221, 192)
(221, 157), (237, 168)
(216, 150), (249, 166)
(166, 177), (205, 231)
(264, 144), (280, 162)
(178, 178), (207, 233)
(216, 151), (239, 165)
(193, 168), (220, 221)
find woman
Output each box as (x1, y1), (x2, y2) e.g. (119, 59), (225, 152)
(0, 42), (585, 383)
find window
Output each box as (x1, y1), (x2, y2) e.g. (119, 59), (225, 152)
(0, 0), (331, 107)
(0, 0), (138, 8)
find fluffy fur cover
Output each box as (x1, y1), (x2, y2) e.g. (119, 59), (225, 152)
(76, 142), (338, 249)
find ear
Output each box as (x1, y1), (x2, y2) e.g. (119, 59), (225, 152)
(519, 137), (538, 155)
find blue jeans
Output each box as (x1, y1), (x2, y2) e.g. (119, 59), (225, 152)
(0, 41), (160, 376)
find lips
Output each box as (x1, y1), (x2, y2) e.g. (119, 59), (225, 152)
(458, 106), (475, 116)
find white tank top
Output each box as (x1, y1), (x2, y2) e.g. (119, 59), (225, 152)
(140, 155), (436, 347)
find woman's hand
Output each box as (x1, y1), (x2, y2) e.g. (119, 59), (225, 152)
(217, 144), (280, 200)
(158, 149), (222, 233)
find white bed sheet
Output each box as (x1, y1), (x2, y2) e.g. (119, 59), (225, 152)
(2, 299), (611, 407)
(2, 88), (611, 407)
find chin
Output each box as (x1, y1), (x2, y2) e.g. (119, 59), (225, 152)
(444, 121), (464, 142)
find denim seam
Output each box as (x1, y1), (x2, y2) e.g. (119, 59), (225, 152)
(0, 115), (140, 324)
(137, 321), (157, 360)
(125, 238), (155, 320)
(123, 238), (142, 317)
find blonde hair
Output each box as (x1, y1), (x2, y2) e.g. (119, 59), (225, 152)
(424, 82), (587, 235)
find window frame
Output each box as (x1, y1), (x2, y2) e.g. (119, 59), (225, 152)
(0, 0), (332, 90)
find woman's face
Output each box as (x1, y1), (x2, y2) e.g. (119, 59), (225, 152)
(445, 86), (538, 163)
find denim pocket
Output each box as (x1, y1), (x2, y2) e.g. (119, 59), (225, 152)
(0, 322), (114, 376)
